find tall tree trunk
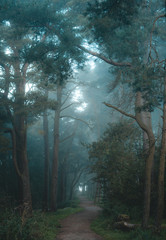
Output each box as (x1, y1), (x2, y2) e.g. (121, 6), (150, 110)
(14, 103), (32, 216)
(69, 168), (84, 200)
(13, 59), (32, 216)
(135, 92), (155, 228)
(63, 164), (67, 202)
(60, 160), (67, 203)
(50, 83), (62, 211)
(42, 96), (50, 211)
(142, 135), (155, 227)
(141, 111), (152, 151)
(156, 75), (166, 230)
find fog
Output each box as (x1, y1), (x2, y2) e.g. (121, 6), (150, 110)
(0, 1), (166, 238)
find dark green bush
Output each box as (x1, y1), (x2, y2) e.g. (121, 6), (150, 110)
(0, 204), (82, 240)
(128, 229), (166, 240)
(0, 208), (32, 240)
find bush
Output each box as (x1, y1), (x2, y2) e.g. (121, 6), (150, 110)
(91, 215), (166, 240)
(102, 200), (130, 221)
(128, 229), (166, 240)
(0, 209), (32, 240)
(0, 206), (82, 240)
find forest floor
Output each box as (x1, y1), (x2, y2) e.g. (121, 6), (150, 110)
(56, 196), (103, 240)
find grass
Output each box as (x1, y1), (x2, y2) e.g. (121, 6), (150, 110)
(30, 207), (82, 240)
(91, 214), (166, 240)
(0, 206), (82, 240)
(91, 215), (129, 240)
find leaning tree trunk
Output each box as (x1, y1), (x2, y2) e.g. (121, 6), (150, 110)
(156, 75), (166, 230)
(42, 101), (50, 211)
(50, 83), (62, 211)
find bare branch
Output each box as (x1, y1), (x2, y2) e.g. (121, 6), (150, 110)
(60, 133), (75, 143)
(60, 115), (91, 127)
(61, 85), (79, 107)
(103, 102), (136, 119)
(60, 102), (76, 112)
(78, 45), (132, 67)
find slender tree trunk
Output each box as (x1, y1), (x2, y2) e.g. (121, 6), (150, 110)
(61, 122), (78, 202)
(156, 75), (166, 230)
(60, 161), (67, 203)
(42, 96), (50, 211)
(50, 83), (62, 211)
(63, 164), (67, 202)
(60, 167), (64, 202)
(69, 174), (77, 201)
(69, 185), (74, 201)
(69, 168), (84, 200)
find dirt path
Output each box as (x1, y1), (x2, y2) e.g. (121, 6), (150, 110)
(56, 197), (103, 240)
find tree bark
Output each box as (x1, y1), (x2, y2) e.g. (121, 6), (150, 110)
(135, 92), (155, 228)
(14, 104), (32, 216)
(50, 83), (62, 211)
(42, 92), (50, 211)
(156, 75), (166, 230)
(60, 158), (67, 203)
(13, 58), (32, 216)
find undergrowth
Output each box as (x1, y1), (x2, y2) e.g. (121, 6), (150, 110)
(91, 215), (166, 240)
(0, 205), (82, 240)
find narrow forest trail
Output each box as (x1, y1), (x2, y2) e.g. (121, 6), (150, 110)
(56, 197), (103, 240)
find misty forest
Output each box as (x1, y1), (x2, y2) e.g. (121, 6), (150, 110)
(0, 1), (166, 240)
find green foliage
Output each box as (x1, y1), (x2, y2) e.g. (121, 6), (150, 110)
(85, 0), (147, 59)
(58, 198), (81, 209)
(131, 64), (165, 112)
(128, 229), (166, 240)
(85, 0), (166, 113)
(0, 206), (82, 240)
(0, 134), (10, 152)
(91, 214), (129, 240)
(88, 120), (144, 214)
(91, 215), (166, 240)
